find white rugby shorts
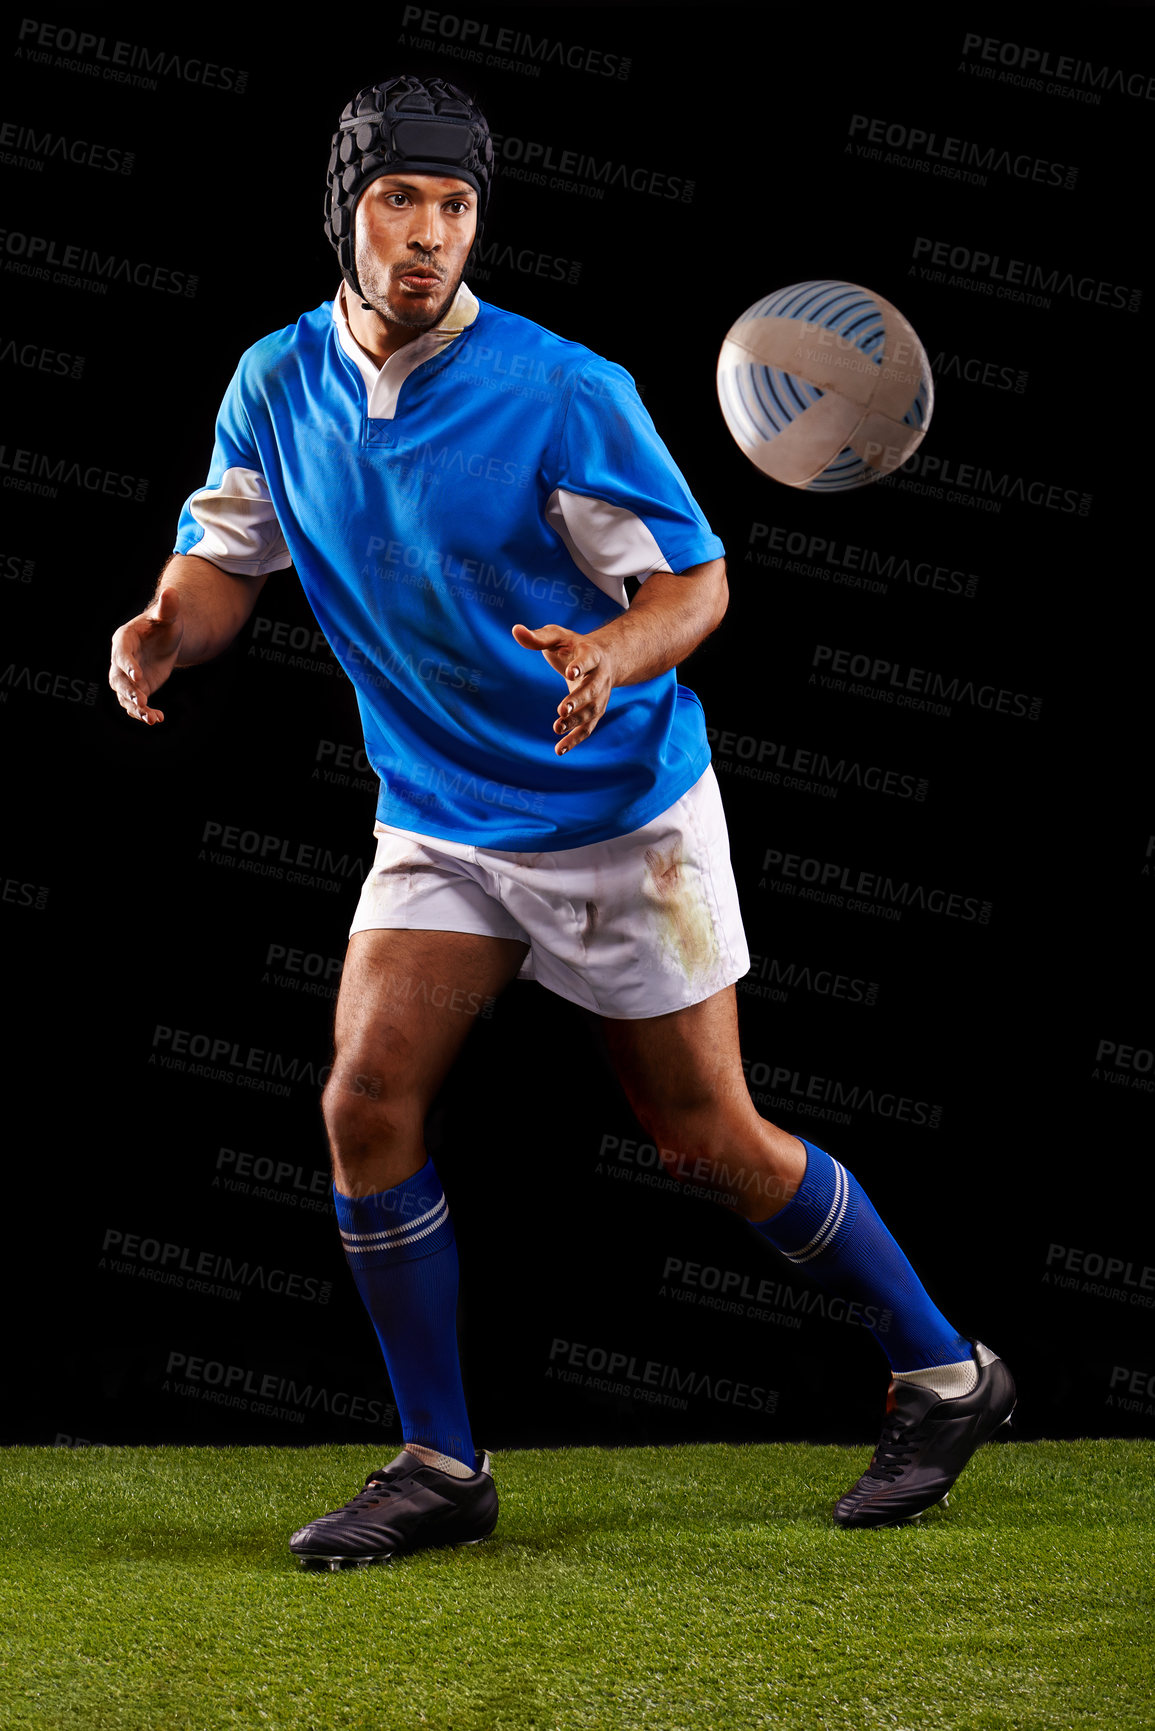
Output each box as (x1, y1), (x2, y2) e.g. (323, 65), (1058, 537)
(349, 766), (750, 1019)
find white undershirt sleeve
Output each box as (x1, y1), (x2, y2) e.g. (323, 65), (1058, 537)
(545, 488), (672, 609)
(185, 466), (292, 575)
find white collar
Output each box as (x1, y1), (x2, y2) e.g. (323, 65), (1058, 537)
(332, 279), (479, 420)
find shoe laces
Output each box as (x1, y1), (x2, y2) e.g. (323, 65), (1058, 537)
(867, 1412), (929, 1482)
(339, 1470), (398, 1511)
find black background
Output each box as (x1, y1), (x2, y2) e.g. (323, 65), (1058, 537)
(3, 5), (1152, 1451)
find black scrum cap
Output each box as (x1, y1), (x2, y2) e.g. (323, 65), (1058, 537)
(324, 75), (493, 301)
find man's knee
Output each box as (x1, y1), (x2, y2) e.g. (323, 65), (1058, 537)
(633, 1095), (721, 1160)
(321, 1062), (418, 1157)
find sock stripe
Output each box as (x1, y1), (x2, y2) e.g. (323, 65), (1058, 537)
(339, 1197), (450, 1257)
(339, 1193), (447, 1243)
(334, 1156), (475, 1467)
(783, 1159), (849, 1264)
(752, 1140), (970, 1373)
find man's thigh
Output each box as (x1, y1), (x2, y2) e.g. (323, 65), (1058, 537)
(330, 927), (529, 1111)
(600, 986), (806, 1211)
(600, 984), (751, 1118)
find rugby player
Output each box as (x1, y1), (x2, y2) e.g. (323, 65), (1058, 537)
(109, 76), (1014, 1567)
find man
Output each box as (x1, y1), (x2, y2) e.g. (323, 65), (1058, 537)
(109, 75), (1014, 1568)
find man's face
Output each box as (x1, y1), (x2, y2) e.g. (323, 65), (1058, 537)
(353, 173), (477, 330)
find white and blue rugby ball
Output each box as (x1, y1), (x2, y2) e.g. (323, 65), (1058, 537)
(717, 280), (933, 491)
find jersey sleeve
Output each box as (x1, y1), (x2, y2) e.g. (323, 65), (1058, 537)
(174, 363), (292, 576)
(547, 356), (725, 607)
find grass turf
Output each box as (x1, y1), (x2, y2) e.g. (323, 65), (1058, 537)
(0, 1440), (1151, 1730)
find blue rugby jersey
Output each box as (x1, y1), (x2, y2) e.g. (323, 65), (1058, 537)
(175, 287), (725, 849)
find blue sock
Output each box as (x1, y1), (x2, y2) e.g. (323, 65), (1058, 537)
(333, 1158), (475, 1469)
(752, 1139), (970, 1372)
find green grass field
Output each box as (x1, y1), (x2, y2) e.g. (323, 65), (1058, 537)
(1, 1440), (1151, 1730)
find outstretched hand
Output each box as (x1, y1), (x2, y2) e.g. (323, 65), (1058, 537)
(511, 622), (615, 755)
(108, 585), (185, 725)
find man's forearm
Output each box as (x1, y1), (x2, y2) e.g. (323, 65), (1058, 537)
(157, 553), (268, 665)
(591, 558), (728, 687)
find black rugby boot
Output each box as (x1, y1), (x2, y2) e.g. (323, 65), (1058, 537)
(833, 1341), (1016, 1529)
(290, 1449), (498, 1569)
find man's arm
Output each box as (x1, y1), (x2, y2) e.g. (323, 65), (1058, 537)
(511, 557), (727, 755)
(108, 552), (270, 725)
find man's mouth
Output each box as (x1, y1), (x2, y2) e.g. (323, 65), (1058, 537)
(397, 271), (443, 290)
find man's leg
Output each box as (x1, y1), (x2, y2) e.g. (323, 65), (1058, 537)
(290, 927), (526, 1568)
(601, 985), (806, 1221)
(602, 985), (968, 1359)
(602, 985), (1015, 1525)
(322, 927), (527, 1460)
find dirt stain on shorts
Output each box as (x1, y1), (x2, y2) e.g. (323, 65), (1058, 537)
(643, 844), (718, 982)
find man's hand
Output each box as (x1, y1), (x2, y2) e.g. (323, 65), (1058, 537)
(511, 622), (615, 755)
(109, 586), (185, 725)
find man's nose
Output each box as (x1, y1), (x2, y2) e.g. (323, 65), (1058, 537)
(407, 214), (442, 251)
